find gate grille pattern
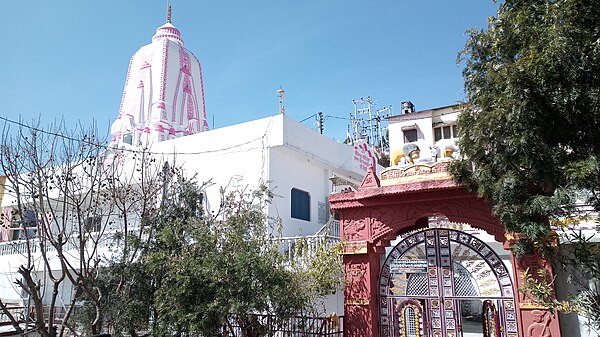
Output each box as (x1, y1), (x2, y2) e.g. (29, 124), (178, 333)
(453, 263), (479, 297)
(378, 228), (519, 337)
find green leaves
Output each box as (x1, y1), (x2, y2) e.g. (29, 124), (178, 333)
(454, 0), (600, 232)
(453, 0), (600, 329)
(97, 176), (335, 336)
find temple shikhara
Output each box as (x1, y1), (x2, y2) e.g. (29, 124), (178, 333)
(111, 7), (208, 145)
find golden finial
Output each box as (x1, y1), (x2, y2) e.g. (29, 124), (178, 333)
(166, 2), (172, 23)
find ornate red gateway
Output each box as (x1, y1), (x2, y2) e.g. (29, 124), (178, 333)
(329, 163), (561, 337)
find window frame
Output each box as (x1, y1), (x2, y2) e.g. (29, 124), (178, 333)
(291, 188), (311, 222)
(84, 216), (102, 233)
(122, 133), (133, 145)
(403, 129), (418, 143)
(433, 124), (458, 142)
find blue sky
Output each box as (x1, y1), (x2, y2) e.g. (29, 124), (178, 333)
(0, 1), (498, 142)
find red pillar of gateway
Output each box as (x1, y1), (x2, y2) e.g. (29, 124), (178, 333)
(341, 242), (382, 337)
(505, 234), (562, 337)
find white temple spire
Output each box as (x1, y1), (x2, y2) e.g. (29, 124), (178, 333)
(111, 14), (208, 145)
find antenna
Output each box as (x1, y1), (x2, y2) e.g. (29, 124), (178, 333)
(349, 96), (391, 157)
(166, 1), (172, 23)
(277, 88), (285, 114)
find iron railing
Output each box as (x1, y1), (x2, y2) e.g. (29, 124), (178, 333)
(1, 308), (343, 337)
(0, 306), (25, 324)
(223, 313), (343, 337)
(0, 229), (136, 256)
(278, 219), (341, 263)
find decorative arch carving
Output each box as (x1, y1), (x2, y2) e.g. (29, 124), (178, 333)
(331, 178), (506, 245)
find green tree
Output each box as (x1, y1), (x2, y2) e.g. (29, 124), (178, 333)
(451, 0), (600, 330)
(98, 174), (342, 337)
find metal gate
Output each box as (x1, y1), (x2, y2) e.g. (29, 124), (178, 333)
(379, 229), (519, 337)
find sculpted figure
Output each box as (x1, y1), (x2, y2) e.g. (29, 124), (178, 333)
(434, 139), (460, 161)
(527, 310), (551, 337)
(390, 143), (421, 166)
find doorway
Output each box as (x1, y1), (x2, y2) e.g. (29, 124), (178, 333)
(379, 228), (519, 337)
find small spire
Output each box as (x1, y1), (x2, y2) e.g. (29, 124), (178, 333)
(166, 2), (172, 23)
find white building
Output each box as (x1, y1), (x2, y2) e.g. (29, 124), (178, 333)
(151, 113), (371, 238)
(387, 103), (461, 168)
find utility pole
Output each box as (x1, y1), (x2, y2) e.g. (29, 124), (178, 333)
(349, 96), (391, 157)
(317, 112), (324, 134)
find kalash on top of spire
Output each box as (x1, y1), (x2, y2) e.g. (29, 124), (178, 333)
(111, 5), (208, 146)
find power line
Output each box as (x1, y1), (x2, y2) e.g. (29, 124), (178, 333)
(324, 115), (351, 121)
(299, 114), (317, 123)
(299, 113), (351, 124)
(0, 116), (92, 145)
(0, 115), (271, 156)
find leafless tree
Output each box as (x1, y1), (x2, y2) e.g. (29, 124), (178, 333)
(0, 120), (165, 337)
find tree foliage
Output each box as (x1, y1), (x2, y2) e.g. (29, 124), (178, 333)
(1, 121), (341, 336)
(96, 174), (342, 337)
(451, 0), (600, 330)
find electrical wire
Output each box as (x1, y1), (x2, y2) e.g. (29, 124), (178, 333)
(0, 115), (270, 156)
(324, 115), (351, 121)
(299, 114), (352, 123)
(299, 114), (317, 123)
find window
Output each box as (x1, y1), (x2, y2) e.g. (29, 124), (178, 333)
(403, 129), (418, 143)
(84, 216), (102, 233)
(291, 188), (310, 221)
(404, 306), (417, 337)
(443, 126), (451, 139)
(433, 124), (458, 141)
(10, 210), (37, 240)
(398, 302), (423, 337)
(122, 133), (133, 145)
(434, 127), (442, 142)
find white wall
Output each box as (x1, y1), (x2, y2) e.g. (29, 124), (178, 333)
(282, 116), (364, 177)
(388, 110), (433, 156)
(0, 253), (28, 305)
(269, 147), (330, 237)
(152, 114), (365, 236)
(152, 115), (282, 217)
